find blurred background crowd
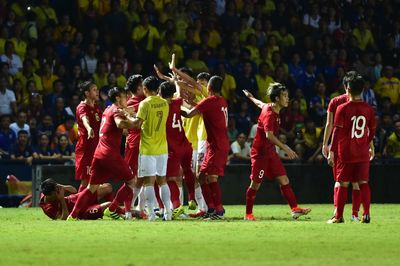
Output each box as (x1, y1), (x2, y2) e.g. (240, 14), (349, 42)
(0, 0), (400, 165)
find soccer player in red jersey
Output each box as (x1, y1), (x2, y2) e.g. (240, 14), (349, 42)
(159, 81), (196, 218)
(182, 76), (229, 219)
(322, 71), (362, 221)
(244, 83), (311, 221)
(40, 178), (117, 220)
(75, 81), (102, 192)
(328, 74), (376, 224)
(67, 87), (137, 221)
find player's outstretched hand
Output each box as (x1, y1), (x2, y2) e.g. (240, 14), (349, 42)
(242, 89), (254, 99)
(87, 127), (94, 139)
(168, 53), (176, 70)
(322, 144), (329, 158)
(284, 147), (298, 160)
(327, 152), (334, 166)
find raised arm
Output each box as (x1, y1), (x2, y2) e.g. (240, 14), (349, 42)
(243, 90), (265, 109)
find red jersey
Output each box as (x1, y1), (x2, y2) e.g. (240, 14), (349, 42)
(327, 94), (349, 117)
(166, 98), (190, 151)
(126, 95), (145, 148)
(196, 95), (229, 151)
(332, 101), (376, 163)
(75, 102), (102, 153)
(251, 104), (280, 157)
(94, 104), (123, 159)
(39, 194), (76, 220)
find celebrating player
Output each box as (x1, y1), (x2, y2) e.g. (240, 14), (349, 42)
(182, 76), (229, 219)
(244, 83), (311, 220)
(75, 81), (102, 192)
(67, 87), (136, 221)
(322, 71), (362, 221)
(328, 74), (376, 224)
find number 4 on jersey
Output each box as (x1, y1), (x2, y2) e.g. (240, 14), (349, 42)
(172, 113), (182, 132)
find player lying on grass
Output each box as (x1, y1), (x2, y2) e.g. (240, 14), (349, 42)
(243, 83), (311, 220)
(40, 178), (117, 220)
(327, 73), (376, 224)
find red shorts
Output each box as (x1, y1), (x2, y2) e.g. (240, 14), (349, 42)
(79, 204), (104, 220)
(250, 152), (286, 183)
(167, 143), (193, 177)
(200, 147), (229, 176)
(332, 154), (338, 181)
(125, 144), (139, 177)
(89, 156), (134, 185)
(75, 154), (93, 181)
(336, 160), (370, 182)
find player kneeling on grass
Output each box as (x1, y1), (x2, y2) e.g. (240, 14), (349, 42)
(243, 83), (311, 221)
(327, 74), (376, 224)
(40, 178), (117, 220)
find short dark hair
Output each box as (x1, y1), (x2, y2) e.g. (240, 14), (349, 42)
(342, 70), (359, 86)
(179, 67), (193, 78)
(108, 87), (125, 103)
(143, 76), (159, 92)
(41, 178), (57, 196)
(18, 130), (29, 136)
(125, 74), (143, 93)
(196, 72), (211, 81)
(78, 80), (95, 99)
(268, 83), (287, 103)
(159, 81), (176, 98)
(347, 73), (365, 96)
(208, 76), (223, 93)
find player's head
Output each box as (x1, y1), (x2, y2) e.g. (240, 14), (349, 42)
(196, 72), (211, 87)
(159, 81), (176, 99)
(78, 80), (98, 101)
(108, 86), (128, 107)
(41, 178), (58, 196)
(142, 76), (159, 96)
(347, 72), (365, 97)
(125, 74), (143, 96)
(207, 75), (223, 95)
(268, 82), (289, 107)
(342, 71), (358, 92)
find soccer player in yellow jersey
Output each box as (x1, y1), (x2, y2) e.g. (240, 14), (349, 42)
(131, 76), (171, 221)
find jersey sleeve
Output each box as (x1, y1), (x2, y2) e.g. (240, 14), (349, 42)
(263, 110), (276, 133)
(41, 203), (58, 220)
(231, 142), (240, 154)
(195, 98), (209, 114)
(334, 106), (345, 128)
(368, 108), (377, 143)
(76, 105), (89, 120)
(136, 101), (148, 121)
(327, 98), (336, 113)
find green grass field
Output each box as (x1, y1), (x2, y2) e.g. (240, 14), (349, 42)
(0, 204), (399, 266)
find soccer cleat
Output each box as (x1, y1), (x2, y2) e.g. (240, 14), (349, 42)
(172, 206), (185, 220)
(154, 208), (163, 218)
(124, 212), (132, 220)
(350, 215), (360, 222)
(104, 207), (121, 220)
(188, 200), (197, 210)
(291, 207), (311, 219)
(163, 211), (172, 221)
(148, 212), (157, 221)
(66, 215), (78, 221)
(140, 211), (148, 220)
(361, 214), (370, 224)
(205, 212), (224, 221)
(189, 210), (206, 218)
(327, 217), (344, 224)
(244, 213), (256, 221)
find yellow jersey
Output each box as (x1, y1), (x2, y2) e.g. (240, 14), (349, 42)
(137, 95), (169, 155)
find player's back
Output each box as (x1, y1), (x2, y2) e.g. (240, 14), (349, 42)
(138, 95), (169, 155)
(94, 104), (123, 159)
(328, 93), (349, 117)
(335, 101), (376, 163)
(126, 95), (145, 148)
(166, 98), (189, 150)
(252, 104), (279, 156)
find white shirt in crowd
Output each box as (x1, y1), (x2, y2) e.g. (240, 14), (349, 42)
(9, 122), (30, 137)
(81, 55), (98, 75)
(231, 141), (251, 157)
(0, 54), (23, 75)
(0, 89), (16, 115)
(248, 124), (257, 142)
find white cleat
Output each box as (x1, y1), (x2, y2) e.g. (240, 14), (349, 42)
(350, 215), (360, 222)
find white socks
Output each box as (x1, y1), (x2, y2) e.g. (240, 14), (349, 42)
(131, 187), (141, 210)
(179, 186), (184, 206)
(159, 184), (172, 215)
(144, 185), (156, 216)
(195, 186), (207, 212)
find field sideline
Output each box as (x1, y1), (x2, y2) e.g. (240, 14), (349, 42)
(0, 204), (399, 266)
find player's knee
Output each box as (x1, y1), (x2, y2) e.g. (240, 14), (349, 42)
(340, 181), (350, 187)
(250, 181), (261, 190)
(103, 183), (113, 194)
(156, 176), (167, 185)
(135, 178), (144, 188)
(207, 175), (218, 183)
(352, 182), (360, 190)
(276, 175), (289, 186)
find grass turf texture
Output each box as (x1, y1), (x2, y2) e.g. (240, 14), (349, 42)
(0, 204), (399, 266)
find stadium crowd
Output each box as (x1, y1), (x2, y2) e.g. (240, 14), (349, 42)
(0, 0), (400, 165)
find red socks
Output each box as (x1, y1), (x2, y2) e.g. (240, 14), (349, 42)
(352, 189), (361, 216)
(335, 186), (348, 219)
(70, 188), (94, 218)
(78, 184), (86, 193)
(280, 184), (298, 209)
(201, 183), (215, 210)
(246, 187), (257, 214)
(209, 181), (223, 212)
(333, 186), (339, 208)
(360, 183), (371, 216)
(183, 168), (195, 201)
(154, 183), (164, 209)
(167, 181), (181, 209)
(109, 184), (133, 213)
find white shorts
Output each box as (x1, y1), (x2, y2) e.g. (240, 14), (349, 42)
(191, 150), (198, 173)
(138, 154), (168, 177)
(197, 140), (207, 167)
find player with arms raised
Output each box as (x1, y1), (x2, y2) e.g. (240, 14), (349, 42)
(244, 83), (311, 220)
(328, 74), (376, 224)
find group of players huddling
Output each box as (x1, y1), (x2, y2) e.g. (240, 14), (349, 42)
(40, 54), (375, 223)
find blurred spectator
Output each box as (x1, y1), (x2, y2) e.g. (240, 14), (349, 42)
(33, 133), (57, 160)
(1, 41), (22, 75)
(361, 80), (378, 111)
(54, 134), (75, 160)
(93, 61), (109, 89)
(37, 114), (54, 139)
(185, 48), (208, 75)
(294, 120), (323, 163)
(0, 115), (16, 158)
(40, 62), (59, 95)
(113, 62), (127, 88)
(227, 117), (238, 143)
(229, 133), (250, 164)
(14, 59), (43, 94)
(10, 110), (30, 137)
(33, 0), (58, 29)
(80, 43), (98, 76)
(275, 134), (291, 161)
(384, 120), (400, 160)
(280, 99), (305, 142)
(256, 62), (274, 103)
(132, 12), (160, 52)
(374, 66), (400, 105)
(10, 130), (36, 165)
(309, 82), (330, 126)
(56, 115), (78, 144)
(0, 75), (16, 115)
(52, 97), (68, 127)
(234, 101), (253, 135)
(352, 20), (376, 51)
(217, 63), (237, 104)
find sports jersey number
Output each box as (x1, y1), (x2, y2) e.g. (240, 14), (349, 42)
(172, 113), (182, 132)
(155, 111), (163, 132)
(221, 107), (228, 127)
(99, 117), (106, 137)
(351, 115), (366, 139)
